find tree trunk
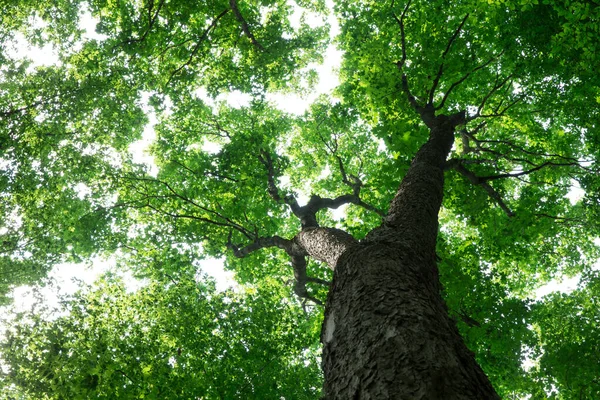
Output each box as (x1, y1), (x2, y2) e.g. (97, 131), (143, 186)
(320, 115), (501, 399)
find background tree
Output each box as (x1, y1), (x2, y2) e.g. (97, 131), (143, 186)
(1, 258), (322, 399)
(2, 0), (600, 398)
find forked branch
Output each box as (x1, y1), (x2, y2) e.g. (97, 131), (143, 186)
(292, 255), (324, 306)
(428, 13), (470, 104)
(391, 0), (412, 70)
(227, 232), (327, 306)
(316, 130), (385, 217)
(392, 0), (423, 112)
(117, 173), (255, 239)
(125, 0), (166, 45)
(436, 51), (504, 111)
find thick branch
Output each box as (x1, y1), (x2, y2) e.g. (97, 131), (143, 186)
(227, 234), (293, 258)
(312, 194), (386, 218)
(292, 255), (324, 306)
(296, 227), (357, 269)
(306, 276), (331, 286)
(227, 232), (328, 305)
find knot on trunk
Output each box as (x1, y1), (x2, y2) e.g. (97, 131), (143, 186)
(296, 227), (357, 269)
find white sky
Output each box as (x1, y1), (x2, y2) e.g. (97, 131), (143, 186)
(2, 0), (598, 328)
(2, 1), (342, 315)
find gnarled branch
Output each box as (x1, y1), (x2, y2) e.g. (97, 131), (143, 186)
(315, 130), (385, 217)
(226, 231), (327, 305)
(227, 234), (293, 258)
(258, 150), (300, 211)
(292, 255), (324, 306)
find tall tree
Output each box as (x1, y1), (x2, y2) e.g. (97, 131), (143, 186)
(2, 0), (600, 398)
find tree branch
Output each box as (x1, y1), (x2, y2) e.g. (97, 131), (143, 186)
(534, 213), (584, 227)
(474, 137), (595, 170)
(309, 194), (386, 218)
(171, 159), (239, 182)
(478, 161), (585, 182)
(391, 0), (412, 70)
(257, 150), (301, 213)
(477, 96), (523, 119)
(428, 13), (469, 104)
(315, 129), (385, 217)
(124, 0), (165, 45)
(451, 162), (515, 217)
(392, 0), (424, 112)
(145, 202), (255, 237)
(306, 276), (331, 286)
(226, 232), (326, 305)
(467, 73), (516, 121)
(229, 0), (265, 51)
(118, 173), (254, 239)
(292, 255), (324, 306)
(166, 8), (230, 85)
(227, 234), (293, 258)
(436, 51), (503, 111)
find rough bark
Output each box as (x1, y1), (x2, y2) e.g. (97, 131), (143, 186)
(296, 227), (357, 269)
(320, 114), (501, 399)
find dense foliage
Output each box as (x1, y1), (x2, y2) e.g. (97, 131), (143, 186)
(1, 0), (600, 398)
(2, 267), (322, 399)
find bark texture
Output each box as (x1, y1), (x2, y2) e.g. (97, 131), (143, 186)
(297, 227), (358, 269)
(321, 114), (500, 399)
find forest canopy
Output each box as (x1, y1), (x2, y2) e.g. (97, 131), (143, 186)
(1, 0), (600, 398)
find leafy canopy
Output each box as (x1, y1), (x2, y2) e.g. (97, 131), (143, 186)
(1, 0), (600, 398)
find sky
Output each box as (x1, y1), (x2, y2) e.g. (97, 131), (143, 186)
(3, 0), (343, 316)
(1, 0), (594, 322)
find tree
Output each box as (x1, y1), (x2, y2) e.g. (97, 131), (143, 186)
(1, 264), (323, 399)
(2, 0), (600, 398)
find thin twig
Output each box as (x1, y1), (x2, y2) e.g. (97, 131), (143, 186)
(229, 0), (265, 51)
